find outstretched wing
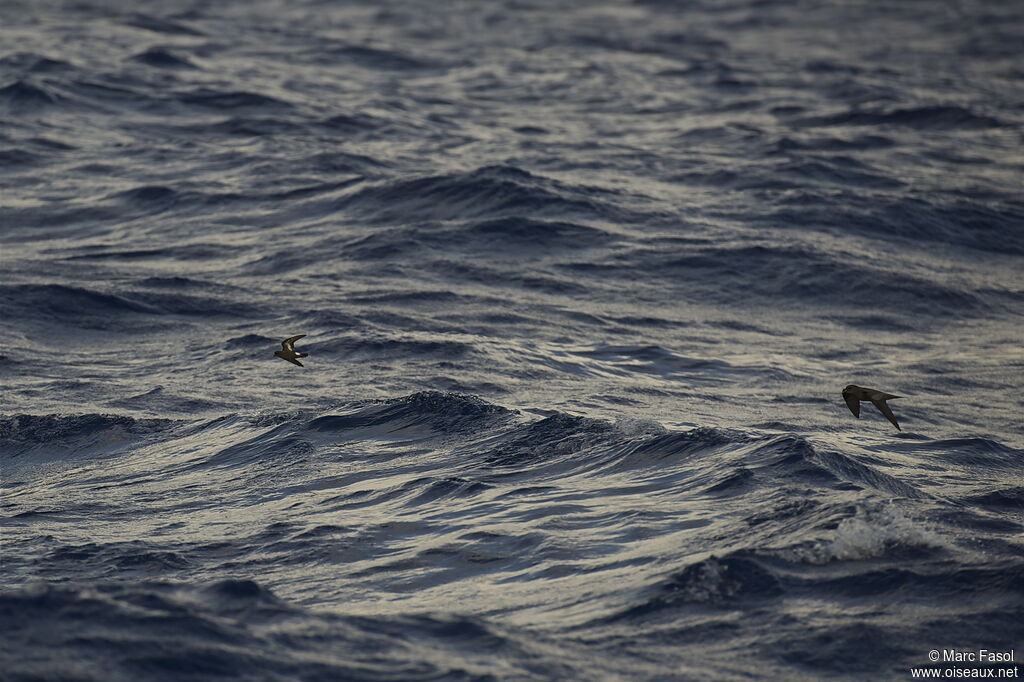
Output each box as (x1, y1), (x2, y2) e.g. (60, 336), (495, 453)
(872, 398), (901, 431)
(283, 355), (304, 367)
(842, 390), (861, 418)
(281, 334), (305, 351)
(866, 388), (901, 402)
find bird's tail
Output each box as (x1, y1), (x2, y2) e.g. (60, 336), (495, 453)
(297, 352), (308, 358)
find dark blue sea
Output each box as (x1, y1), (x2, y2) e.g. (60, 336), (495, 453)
(2, 0), (1023, 679)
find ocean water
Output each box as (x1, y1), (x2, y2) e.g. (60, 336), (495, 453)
(2, 0), (1023, 679)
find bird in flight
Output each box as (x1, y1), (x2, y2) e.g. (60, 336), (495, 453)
(842, 385), (903, 430)
(275, 335), (308, 367)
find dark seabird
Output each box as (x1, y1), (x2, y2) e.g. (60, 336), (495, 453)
(842, 384), (902, 430)
(275, 335), (308, 367)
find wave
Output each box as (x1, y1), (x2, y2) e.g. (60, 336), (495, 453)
(0, 283), (252, 327)
(285, 216), (611, 276)
(796, 105), (1005, 130)
(0, 580), (561, 682)
(177, 89), (291, 110)
(130, 47), (198, 70)
(560, 242), (993, 318)
(0, 79), (64, 109)
(771, 133), (895, 152)
(119, 13), (204, 36)
(105, 386), (227, 415)
(770, 156), (905, 190)
(114, 184), (241, 209)
(0, 414), (175, 476)
(0, 413), (173, 448)
(963, 487), (1024, 511)
(463, 216), (613, 251)
(755, 195), (1024, 258)
(890, 438), (1024, 469)
(133, 276), (223, 289)
(318, 112), (385, 134)
(0, 147), (43, 166)
(307, 391), (513, 435)
(65, 242), (239, 261)
(610, 555), (783, 621)
(4, 389), (1023, 680)
(107, 185), (183, 214)
(0, 52), (74, 74)
(317, 45), (439, 71)
(0, 283), (164, 319)
(334, 164), (635, 223)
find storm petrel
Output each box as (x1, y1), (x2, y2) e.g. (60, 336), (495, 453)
(842, 384), (903, 431)
(275, 335), (308, 367)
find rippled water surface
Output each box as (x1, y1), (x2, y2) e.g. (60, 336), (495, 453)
(2, 0), (1023, 679)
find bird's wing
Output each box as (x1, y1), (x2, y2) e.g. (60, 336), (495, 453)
(867, 389), (901, 401)
(872, 398), (901, 431)
(281, 334), (305, 351)
(842, 390), (861, 417)
(283, 355), (304, 367)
